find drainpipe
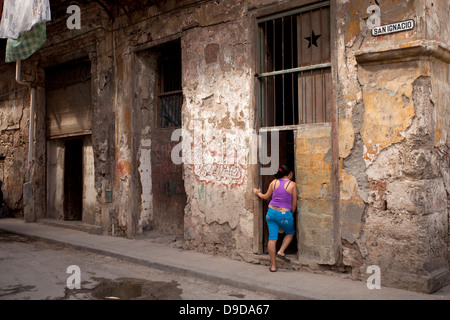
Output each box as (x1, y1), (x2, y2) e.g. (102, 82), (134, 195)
(16, 60), (36, 222)
(15, 60), (35, 183)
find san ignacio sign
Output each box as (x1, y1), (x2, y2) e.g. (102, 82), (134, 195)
(372, 19), (415, 36)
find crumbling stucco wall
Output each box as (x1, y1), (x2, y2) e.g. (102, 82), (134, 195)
(181, 17), (254, 258)
(1, 0), (447, 294)
(129, 0), (294, 256)
(0, 58), (46, 222)
(0, 64), (29, 216)
(336, 0), (449, 292)
(134, 50), (157, 233)
(116, 0), (256, 248)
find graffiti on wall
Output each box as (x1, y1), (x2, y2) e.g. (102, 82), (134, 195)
(171, 125), (280, 188)
(193, 163), (245, 187)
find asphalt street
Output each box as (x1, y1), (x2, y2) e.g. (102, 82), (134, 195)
(0, 230), (284, 300)
(0, 218), (448, 303)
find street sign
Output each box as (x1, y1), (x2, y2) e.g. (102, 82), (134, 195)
(372, 19), (415, 36)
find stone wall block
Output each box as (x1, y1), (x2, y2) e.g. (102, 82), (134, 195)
(405, 76), (435, 148)
(386, 179), (447, 215)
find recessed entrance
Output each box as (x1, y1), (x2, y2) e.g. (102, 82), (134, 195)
(136, 39), (186, 236)
(151, 40), (186, 236)
(45, 58), (94, 223)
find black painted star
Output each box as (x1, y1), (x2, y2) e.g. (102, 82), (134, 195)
(304, 31), (321, 48)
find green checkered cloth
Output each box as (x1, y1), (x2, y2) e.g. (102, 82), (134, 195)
(5, 22), (46, 63)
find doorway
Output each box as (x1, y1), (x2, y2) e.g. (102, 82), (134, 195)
(45, 58), (94, 222)
(150, 40), (186, 236)
(64, 138), (83, 221)
(261, 130), (298, 255)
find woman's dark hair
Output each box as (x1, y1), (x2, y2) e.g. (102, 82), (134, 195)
(274, 165), (291, 179)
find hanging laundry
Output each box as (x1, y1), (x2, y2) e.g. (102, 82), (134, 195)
(0, 0), (50, 62)
(5, 21), (46, 62)
(0, 0), (51, 39)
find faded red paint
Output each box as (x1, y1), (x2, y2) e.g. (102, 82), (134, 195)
(117, 160), (131, 179)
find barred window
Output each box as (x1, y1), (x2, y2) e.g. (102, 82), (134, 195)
(257, 1), (332, 128)
(158, 43), (182, 128)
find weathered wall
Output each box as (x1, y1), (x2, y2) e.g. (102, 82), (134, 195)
(0, 0), (447, 293)
(0, 0), (265, 243)
(336, 0), (449, 292)
(296, 124), (335, 265)
(46, 139), (65, 220)
(432, 56), (450, 252)
(0, 64), (29, 216)
(128, 0), (304, 256)
(181, 16), (254, 258)
(121, 0), (258, 250)
(134, 49), (157, 234)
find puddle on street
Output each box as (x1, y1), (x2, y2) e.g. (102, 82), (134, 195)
(90, 278), (182, 300)
(93, 283), (143, 300)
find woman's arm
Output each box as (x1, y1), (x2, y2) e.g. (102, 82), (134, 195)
(291, 182), (297, 213)
(253, 180), (276, 201)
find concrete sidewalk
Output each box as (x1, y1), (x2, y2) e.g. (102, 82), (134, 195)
(0, 218), (448, 300)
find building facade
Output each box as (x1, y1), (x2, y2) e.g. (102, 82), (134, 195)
(0, 0), (448, 293)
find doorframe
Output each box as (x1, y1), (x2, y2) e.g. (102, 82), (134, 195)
(251, 0), (340, 260)
(259, 129), (298, 254)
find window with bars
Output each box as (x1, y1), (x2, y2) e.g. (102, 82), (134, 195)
(257, 1), (332, 128)
(158, 42), (182, 128)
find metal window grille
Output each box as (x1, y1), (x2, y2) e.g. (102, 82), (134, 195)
(257, 1), (331, 128)
(159, 91), (182, 128)
(158, 49), (182, 128)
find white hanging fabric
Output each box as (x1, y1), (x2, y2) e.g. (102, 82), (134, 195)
(0, 0), (51, 39)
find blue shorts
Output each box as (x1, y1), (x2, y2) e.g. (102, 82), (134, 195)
(266, 208), (295, 240)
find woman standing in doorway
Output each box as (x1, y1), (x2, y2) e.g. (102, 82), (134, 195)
(254, 165), (297, 272)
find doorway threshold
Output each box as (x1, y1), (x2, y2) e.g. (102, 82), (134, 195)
(252, 252), (298, 271)
(37, 218), (102, 235)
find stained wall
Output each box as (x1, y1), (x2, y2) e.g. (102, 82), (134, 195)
(0, 0), (448, 293)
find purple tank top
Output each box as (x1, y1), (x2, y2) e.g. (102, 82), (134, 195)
(269, 179), (293, 210)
